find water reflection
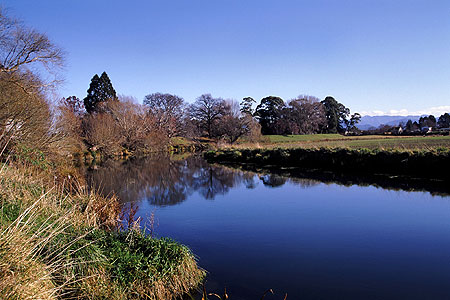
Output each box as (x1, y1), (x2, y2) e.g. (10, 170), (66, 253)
(260, 174), (287, 187)
(86, 154), (449, 207)
(86, 155), (266, 205)
(85, 155), (450, 300)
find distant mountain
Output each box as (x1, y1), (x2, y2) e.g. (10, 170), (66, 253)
(357, 115), (422, 130)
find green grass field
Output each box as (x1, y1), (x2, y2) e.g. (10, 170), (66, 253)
(235, 134), (450, 150)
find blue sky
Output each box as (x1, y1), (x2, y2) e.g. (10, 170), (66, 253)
(3, 0), (450, 116)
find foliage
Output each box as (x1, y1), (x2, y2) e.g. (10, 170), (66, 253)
(81, 94), (171, 156)
(82, 113), (124, 156)
(345, 112), (362, 133)
(438, 113), (450, 128)
(405, 119), (419, 132)
(254, 96), (286, 135)
(84, 72), (118, 114)
(419, 115), (436, 128)
(60, 96), (85, 116)
(108, 97), (154, 151)
(320, 96), (350, 133)
(240, 97), (256, 116)
(12, 144), (50, 170)
(54, 96), (85, 154)
(94, 229), (204, 297)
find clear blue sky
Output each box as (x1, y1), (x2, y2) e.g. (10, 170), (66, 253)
(3, 0), (450, 116)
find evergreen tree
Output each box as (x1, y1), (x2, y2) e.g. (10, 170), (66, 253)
(405, 119), (414, 132)
(254, 96), (286, 135)
(419, 115), (436, 128)
(240, 97), (256, 116)
(84, 72), (118, 114)
(321, 96), (350, 133)
(438, 113), (450, 128)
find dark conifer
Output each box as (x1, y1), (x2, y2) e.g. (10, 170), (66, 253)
(84, 72), (117, 114)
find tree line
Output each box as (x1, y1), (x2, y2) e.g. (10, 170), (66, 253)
(0, 8), (363, 159)
(404, 114), (450, 131)
(56, 70), (364, 155)
(365, 114), (450, 135)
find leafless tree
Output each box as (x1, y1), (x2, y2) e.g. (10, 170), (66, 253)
(215, 100), (247, 143)
(0, 9), (64, 154)
(0, 8), (64, 90)
(143, 92), (184, 139)
(188, 94), (227, 138)
(108, 96), (152, 150)
(0, 72), (52, 152)
(81, 95), (172, 155)
(287, 95), (326, 134)
(82, 113), (124, 157)
(53, 96), (85, 153)
(214, 100), (262, 144)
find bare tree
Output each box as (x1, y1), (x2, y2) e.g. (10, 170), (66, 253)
(214, 100), (247, 143)
(287, 95), (326, 134)
(0, 8), (64, 90)
(0, 73), (54, 152)
(143, 92), (184, 139)
(54, 96), (85, 153)
(108, 96), (152, 150)
(82, 113), (124, 157)
(0, 9), (64, 153)
(189, 94), (227, 138)
(207, 99), (261, 144)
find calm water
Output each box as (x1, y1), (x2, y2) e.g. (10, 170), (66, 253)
(87, 155), (450, 300)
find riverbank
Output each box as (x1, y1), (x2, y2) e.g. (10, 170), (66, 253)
(80, 137), (211, 165)
(0, 162), (204, 299)
(204, 147), (450, 180)
(229, 134), (450, 150)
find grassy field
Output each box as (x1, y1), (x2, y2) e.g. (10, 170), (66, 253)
(233, 134), (450, 150)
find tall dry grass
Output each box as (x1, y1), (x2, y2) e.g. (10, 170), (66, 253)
(0, 161), (204, 300)
(0, 200), (58, 300)
(0, 162), (118, 299)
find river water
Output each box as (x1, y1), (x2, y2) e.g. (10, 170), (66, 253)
(87, 155), (450, 300)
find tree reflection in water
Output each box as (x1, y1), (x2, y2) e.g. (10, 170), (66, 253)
(260, 174), (287, 187)
(86, 155), (319, 206)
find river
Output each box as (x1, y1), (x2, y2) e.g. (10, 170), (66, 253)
(86, 155), (450, 300)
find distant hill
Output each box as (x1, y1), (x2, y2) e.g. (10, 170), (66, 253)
(357, 115), (421, 130)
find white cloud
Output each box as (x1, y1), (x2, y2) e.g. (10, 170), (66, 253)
(360, 106), (450, 117)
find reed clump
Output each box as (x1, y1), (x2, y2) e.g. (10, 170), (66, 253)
(0, 161), (204, 300)
(0, 214), (57, 300)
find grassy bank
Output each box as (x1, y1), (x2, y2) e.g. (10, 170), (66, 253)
(0, 163), (204, 299)
(205, 147), (450, 180)
(233, 134), (450, 150)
